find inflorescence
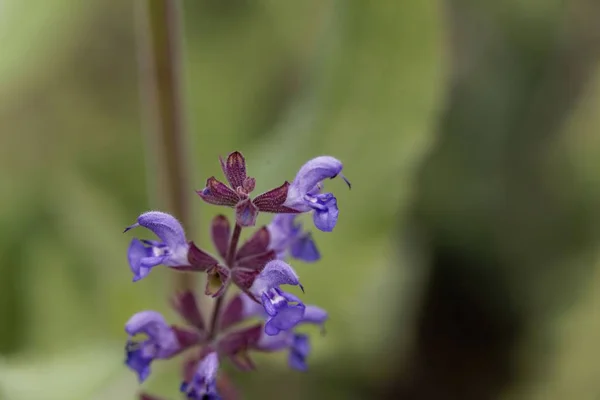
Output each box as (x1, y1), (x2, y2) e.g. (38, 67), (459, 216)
(123, 151), (350, 399)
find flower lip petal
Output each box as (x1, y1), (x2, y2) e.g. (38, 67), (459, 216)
(312, 195), (339, 232)
(290, 233), (320, 262)
(125, 211), (188, 249)
(132, 265), (157, 282)
(127, 238), (151, 277)
(264, 302), (306, 336)
(125, 344), (152, 382)
(301, 305), (328, 326)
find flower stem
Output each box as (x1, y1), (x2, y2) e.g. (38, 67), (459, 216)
(226, 224), (243, 267)
(136, 0), (195, 290)
(208, 223), (242, 338)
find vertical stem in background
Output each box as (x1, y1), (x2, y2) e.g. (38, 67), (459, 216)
(136, 0), (195, 290)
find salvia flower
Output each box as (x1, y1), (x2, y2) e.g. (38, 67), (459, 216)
(267, 214), (320, 262)
(283, 156), (351, 232)
(180, 352), (221, 400)
(125, 311), (180, 382)
(124, 212), (190, 281)
(125, 211), (219, 282)
(196, 151), (299, 227)
(249, 260), (306, 335)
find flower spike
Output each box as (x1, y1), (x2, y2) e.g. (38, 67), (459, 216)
(284, 156), (350, 232)
(122, 151), (346, 396)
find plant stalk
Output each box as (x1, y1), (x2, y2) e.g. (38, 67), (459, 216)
(136, 0), (195, 290)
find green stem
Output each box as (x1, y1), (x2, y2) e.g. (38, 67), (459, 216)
(136, 0), (195, 290)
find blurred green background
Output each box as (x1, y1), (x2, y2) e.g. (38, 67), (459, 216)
(1, 1), (600, 399)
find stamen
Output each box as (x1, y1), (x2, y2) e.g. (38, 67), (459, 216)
(340, 173), (351, 189)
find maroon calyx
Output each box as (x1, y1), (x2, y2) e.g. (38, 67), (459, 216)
(171, 291), (206, 332)
(196, 151), (300, 227)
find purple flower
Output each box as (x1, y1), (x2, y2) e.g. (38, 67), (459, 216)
(196, 152), (299, 227)
(256, 305), (328, 371)
(125, 212), (190, 281)
(284, 156), (351, 232)
(125, 311), (179, 382)
(267, 214), (320, 262)
(125, 212), (219, 282)
(249, 260), (306, 335)
(180, 352), (221, 400)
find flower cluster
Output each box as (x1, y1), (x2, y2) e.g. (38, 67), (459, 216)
(123, 152), (349, 399)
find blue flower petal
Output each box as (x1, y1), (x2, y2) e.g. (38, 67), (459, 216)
(285, 156), (343, 210)
(123, 311), (179, 382)
(283, 156), (348, 232)
(288, 334), (310, 371)
(126, 211), (188, 249)
(300, 306), (328, 325)
(264, 302), (306, 336)
(124, 212), (191, 280)
(311, 194), (338, 232)
(290, 233), (320, 262)
(250, 260), (301, 293)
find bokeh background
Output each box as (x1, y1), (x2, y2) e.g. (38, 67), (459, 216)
(1, 1), (600, 399)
